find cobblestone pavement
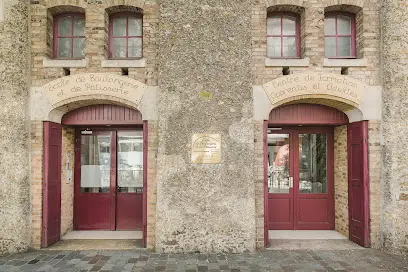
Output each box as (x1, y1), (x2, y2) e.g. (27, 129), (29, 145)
(0, 248), (407, 272)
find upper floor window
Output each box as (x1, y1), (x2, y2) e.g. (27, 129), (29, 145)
(109, 13), (143, 59)
(267, 13), (300, 58)
(54, 14), (85, 59)
(324, 13), (356, 58)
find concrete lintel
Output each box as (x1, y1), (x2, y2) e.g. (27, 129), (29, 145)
(359, 85), (382, 121)
(139, 86), (158, 121)
(265, 57), (310, 67)
(101, 59), (146, 68)
(253, 85), (272, 121)
(323, 58), (368, 67)
(43, 57), (88, 68)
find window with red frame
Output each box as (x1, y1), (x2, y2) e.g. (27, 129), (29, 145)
(267, 14), (300, 58)
(54, 14), (85, 59)
(109, 13), (143, 59)
(324, 13), (356, 58)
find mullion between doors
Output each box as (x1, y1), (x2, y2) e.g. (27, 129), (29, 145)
(109, 131), (118, 230)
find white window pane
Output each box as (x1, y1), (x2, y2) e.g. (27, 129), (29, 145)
(282, 17), (296, 35)
(337, 15), (351, 35)
(324, 37), (336, 57)
(267, 37), (281, 57)
(73, 17), (85, 36)
(324, 17), (336, 35)
(128, 38), (142, 58)
(338, 37), (351, 56)
(128, 17), (142, 36)
(267, 17), (281, 35)
(112, 38), (127, 58)
(58, 16), (72, 36)
(57, 38), (71, 58)
(283, 37), (297, 57)
(73, 38), (85, 58)
(112, 16), (127, 36)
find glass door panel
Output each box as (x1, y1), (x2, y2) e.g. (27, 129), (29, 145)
(117, 131), (143, 193)
(80, 134), (111, 193)
(268, 133), (290, 193)
(298, 134), (327, 194)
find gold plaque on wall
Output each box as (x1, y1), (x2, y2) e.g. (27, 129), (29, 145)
(191, 134), (221, 164)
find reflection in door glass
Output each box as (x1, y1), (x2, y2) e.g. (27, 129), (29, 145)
(268, 133), (290, 193)
(118, 131), (143, 193)
(80, 134), (111, 193)
(299, 134), (327, 194)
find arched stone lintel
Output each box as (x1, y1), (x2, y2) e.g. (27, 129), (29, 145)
(46, 1), (86, 12)
(322, 0), (365, 9)
(253, 85), (382, 122)
(266, 0), (305, 8)
(104, 0), (145, 10)
(30, 85), (158, 123)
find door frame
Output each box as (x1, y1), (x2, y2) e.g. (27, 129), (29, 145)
(265, 125), (335, 231)
(72, 125), (147, 238)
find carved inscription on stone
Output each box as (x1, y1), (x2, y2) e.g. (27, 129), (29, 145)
(42, 73), (147, 106)
(191, 134), (221, 164)
(263, 73), (368, 106)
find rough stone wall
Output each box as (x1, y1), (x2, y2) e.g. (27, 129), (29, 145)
(380, 0), (408, 254)
(60, 127), (75, 237)
(334, 125), (348, 237)
(0, 0), (30, 255)
(156, 1), (254, 253)
(29, 0), (159, 249)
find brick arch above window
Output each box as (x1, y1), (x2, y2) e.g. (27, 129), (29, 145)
(267, 4), (304, 14)
(105, 0), (145, 13)
(47, 5), (85, 15)
(266, 0), (305, 9)
(323, 0), (365, 10)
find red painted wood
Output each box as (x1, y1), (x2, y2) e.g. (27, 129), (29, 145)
(62, 104), (143, 126)
(267, 13), (301, 58)
(267, 128), (295, 230)
(295, 127), (335, 230)
(53, 14), (85, 59)
(110, 131), (117, 231)
(269, 104), (349, 126)
(74, 127), (145, 236)
(142, 121), (148, 247)
(42, 122), (62, 248)
(74, 131), (112, 230)
(348, 121), (370, 247)
(116, 193), (143, 230)
(109, 12), (143, 59)
(324, 12), (356, 58)
(267, 127), (335, 231)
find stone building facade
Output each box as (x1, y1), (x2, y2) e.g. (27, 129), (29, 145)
(0, 0), (407, 255)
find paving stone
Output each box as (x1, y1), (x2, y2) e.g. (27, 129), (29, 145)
(0, 248), (407, 272)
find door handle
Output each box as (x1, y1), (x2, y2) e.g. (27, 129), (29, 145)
(289, 177), (293, 188)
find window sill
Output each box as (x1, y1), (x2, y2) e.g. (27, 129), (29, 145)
(323, 58), (367, 67)
(101, 58), (146, 68)
(43, 57), (88, 68)
(265, 57), (310, 67)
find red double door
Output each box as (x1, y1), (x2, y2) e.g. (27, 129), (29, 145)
(267, 127), (334, 230)
(74, 128), (143, 230)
